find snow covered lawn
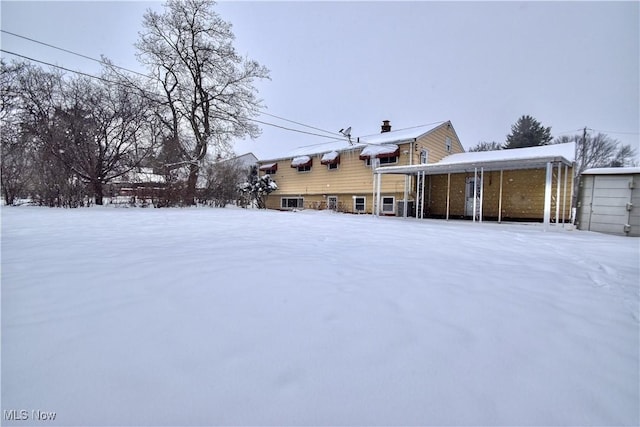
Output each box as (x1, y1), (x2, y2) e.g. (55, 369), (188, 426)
(2, 206), (639, 426)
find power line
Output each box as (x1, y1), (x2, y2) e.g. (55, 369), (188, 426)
(1, 48), (121, 86)
(249, 118), (346, 141)
(587, 127), (639, 136)
(1, 29), (150, 80)
(553, 128), (584, 136)
(258, 111), (342, 138)
(2, 48), (349, 143)
(2, 29), (347, 141)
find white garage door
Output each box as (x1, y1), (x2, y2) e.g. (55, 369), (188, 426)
(578, 174), (636, 236)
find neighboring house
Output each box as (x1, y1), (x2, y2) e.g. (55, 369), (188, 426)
(196, 152), (259, 206)
(576, 167), (640, 236)
(257, 120), (464, 214)
(376, 142), (576, 224)
(197, 152), (259, 189)
(109, 167), (166, 200)
(221, 152), (259, 170)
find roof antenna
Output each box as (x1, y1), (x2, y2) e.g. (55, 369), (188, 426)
(339, 126), (352, 144)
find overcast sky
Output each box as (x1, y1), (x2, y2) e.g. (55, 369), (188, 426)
(2, 1), (638, 161)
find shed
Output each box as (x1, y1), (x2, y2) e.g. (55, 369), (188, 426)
(576, 167), (640, 236)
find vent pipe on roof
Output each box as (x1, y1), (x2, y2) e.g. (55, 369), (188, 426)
(381, 120), (391, 133)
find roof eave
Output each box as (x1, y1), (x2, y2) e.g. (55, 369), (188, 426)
(376, 156), (574, 175)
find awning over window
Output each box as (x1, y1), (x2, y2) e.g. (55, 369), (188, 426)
(359, 144), (399, 160)
(259, 163), (277, 171)
(291, 155), (312, 168)
(320, 151), (340, 165)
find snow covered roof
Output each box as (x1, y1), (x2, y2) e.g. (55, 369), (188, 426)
(215, 152), (258, 168)
(259, 122), (451, 162)
(439, 142), (575, 165)
(358, 122), (445, 145)
(582, 167), (640, 175)
(377, 142), (576, 175)
(113, 169), (165, 184)
(285, 140), (364, 159)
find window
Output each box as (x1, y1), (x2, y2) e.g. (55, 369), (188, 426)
(360, 145), (399, 167)
(281, 197), (304, 209)
(382, 196), (395, 214)
(445, 137), (452, 153)
(379, 156), (398, 165)
(321, 151), (340, 169)
(420, 149), (429, 164)
(291, 156), (312, 172)
(366, 156), (397, 167)
(354, 196), (366, 212)
(259, 163), (278, 175)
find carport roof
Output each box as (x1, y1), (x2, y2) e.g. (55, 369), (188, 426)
(376, 142), (575, 175)
(582, 167), (640, 175)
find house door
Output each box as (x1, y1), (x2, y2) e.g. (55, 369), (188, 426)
(465, 177), (481, 218)
(327, 196), (338, 211)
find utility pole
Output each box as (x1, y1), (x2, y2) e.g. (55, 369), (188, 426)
(581, 126), (588, 173)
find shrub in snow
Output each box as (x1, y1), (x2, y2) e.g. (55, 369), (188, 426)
(238, 166), (278, 209)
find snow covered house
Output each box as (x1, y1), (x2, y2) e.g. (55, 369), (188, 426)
(256, 121), (464, 213)
(576, 167), (640, 236)
(258, 120), (576, 224)
(109, 167), (166, 200)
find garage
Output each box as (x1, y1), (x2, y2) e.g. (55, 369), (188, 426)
(576, 167), (640, 236)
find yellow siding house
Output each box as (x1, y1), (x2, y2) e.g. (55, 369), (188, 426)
(257, 121), (464, 214)
(258, 120), (575, 226)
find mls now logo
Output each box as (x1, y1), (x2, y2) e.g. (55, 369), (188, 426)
(4, 409), (29, 420)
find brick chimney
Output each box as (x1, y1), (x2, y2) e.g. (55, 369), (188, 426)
(381, 120), (391, 133)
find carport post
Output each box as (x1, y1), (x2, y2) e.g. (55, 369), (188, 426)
(403, 175), (409, 217)
(415, 173), (420, 219)
(473, 167), (478, 223)
(479, 167), (484, 223)
(421, 171), (426, 219)
(555, 163), (562, 224)
(446, 172), (451, 221)
(498, 170), (504, 223)
(543, 161), (553, 228)
(376, 172), (382, 216)
(562, 164), (568, 227)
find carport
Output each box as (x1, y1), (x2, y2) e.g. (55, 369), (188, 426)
(373, 145), (575, 227)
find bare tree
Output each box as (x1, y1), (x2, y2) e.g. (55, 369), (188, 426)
(468, 141), (503, 152)
(555, 132), (637, 175)
(198, 157), (247, 207)
(1, 123), (30, 205)
(1, 60), (28, 204)
(1, 61), (72, 205)
(555, 132), (637, 210)
(136, 0), (269, 205)
(42, 73), (155, 205)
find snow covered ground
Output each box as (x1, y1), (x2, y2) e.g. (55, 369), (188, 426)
(2, 206), (639, 426)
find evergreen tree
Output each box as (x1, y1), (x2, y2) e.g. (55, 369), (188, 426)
(504, 115), (552, 149)
(238, 166), (277, 209)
